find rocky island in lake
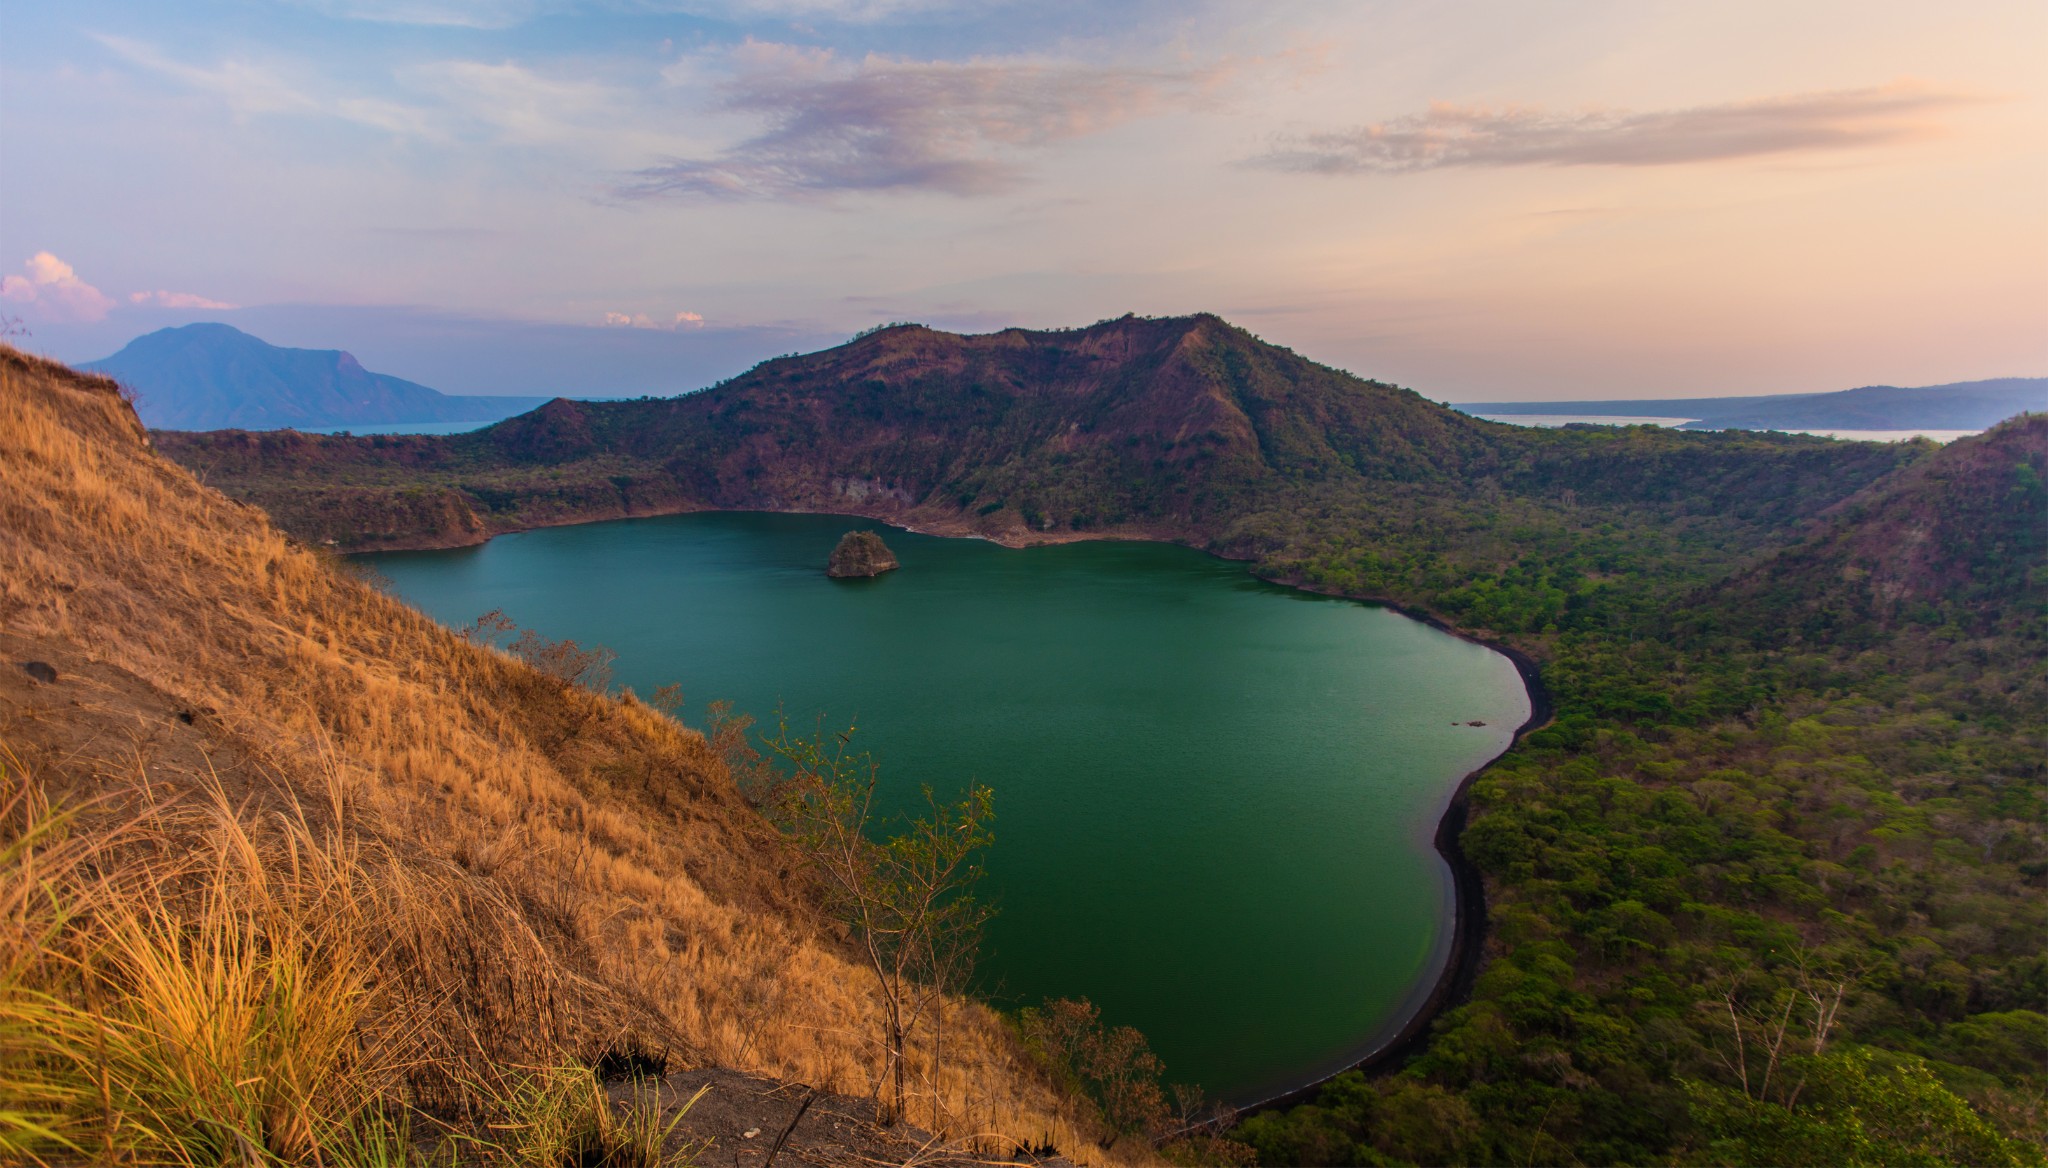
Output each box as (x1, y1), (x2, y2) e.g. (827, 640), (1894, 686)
(827, 530), (900, 578)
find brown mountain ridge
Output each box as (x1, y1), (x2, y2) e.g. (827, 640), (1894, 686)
(154, 313), (1917, 561)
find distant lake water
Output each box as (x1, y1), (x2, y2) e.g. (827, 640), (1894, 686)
(366, 512), (1529, 1102)
(316, 416), (1981, 443)
(1770, 428), (1980, 443)
(303, 420), (497, 436)
(1475, 414), (1979, 442)
(1475, 413), (1699, 428)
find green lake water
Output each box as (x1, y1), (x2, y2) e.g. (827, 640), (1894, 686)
(366, 511), (1528, 1103)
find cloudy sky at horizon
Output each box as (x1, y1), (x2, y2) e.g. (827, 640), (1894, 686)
(3, 0), (2044, 400)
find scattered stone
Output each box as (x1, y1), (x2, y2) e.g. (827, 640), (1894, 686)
(21, 661), (57, 684)
(826, 530), (900, 578)
(1466, 720), (1487, 727)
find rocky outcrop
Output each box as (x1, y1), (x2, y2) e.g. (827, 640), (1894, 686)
(826, 530), (900, 578)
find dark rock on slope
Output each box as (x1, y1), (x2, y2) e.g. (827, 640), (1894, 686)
(652, 1066), (1074, 1167)
(826, 530), (900, 577)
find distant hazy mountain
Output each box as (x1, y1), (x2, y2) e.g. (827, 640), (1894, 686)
(1454, 377), (2047, 431)
(84, 323), (549, 430)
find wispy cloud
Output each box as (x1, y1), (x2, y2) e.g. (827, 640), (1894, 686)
(95, 32), (452, 140)
(0, 253), (118, 323)
(283, 0), (545, 28)
(1251, 83), (1979, 175)
(95, 34), (324, 119)
(605, 309), (706, 328)
(92, 27), (1203, 196)
(401, 59), (631, 145)
(288, 1), (1013, 28)
(95, 34), (665, 153)
(131, 290), (239, 309)
(623, 42), (1218, 200)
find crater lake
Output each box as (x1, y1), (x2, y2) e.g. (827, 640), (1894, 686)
(366, 510), (1530, 1103)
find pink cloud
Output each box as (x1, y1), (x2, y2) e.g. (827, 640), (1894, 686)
(130, 289), (239, 309)
(624, 44), (1221, 201)
(604, 310), (706, 330)
(1252, 82), (1981, 174)
(0, 252), (117, 322)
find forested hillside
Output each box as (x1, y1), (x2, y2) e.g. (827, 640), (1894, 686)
(1243, 417), (2047, 1165)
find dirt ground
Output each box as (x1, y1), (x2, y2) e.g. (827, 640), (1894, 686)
(643, 1066), (1078, 1168)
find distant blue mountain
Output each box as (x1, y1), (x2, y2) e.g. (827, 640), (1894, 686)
(84, 323), (549, 431)
(1452, 377), (2047, 432)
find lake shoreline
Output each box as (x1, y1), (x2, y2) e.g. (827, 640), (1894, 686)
(1233, 576), (1554, 1114)
(356, 502), (1550, 1111)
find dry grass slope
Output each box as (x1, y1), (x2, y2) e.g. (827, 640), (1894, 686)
(0, 346), (1102, 1161)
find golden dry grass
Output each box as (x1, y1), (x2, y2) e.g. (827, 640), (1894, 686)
(0, 740), (718, 1165)
(0, 346), (1107, 1161)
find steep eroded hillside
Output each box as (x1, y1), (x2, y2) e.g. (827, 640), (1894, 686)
(0, 345), (1099, 1162)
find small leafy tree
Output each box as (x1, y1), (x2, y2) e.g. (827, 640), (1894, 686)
(1683, 1048), (2044, 1167)
(1020, 997), (1250, 1162)
(462, 608), (617, 692)
(1020, 997), (1168, 1139)
(1698, 951), (1858, 1110)
(762, 717), (994, 1128)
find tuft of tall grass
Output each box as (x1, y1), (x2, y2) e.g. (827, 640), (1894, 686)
(322, 1105), (461, 1167)
(83, 795), (391, 1165)
(0, 744), (416, 1165)
(481, 1064), (707, 1168)
(0, 742), (717, 1167)
(0, 746), (102, 1163)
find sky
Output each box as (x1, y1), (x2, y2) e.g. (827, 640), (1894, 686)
(2, 0), (2044, 401)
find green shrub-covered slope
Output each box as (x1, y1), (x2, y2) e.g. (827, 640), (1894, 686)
(1240, 415), (2046, 1166)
